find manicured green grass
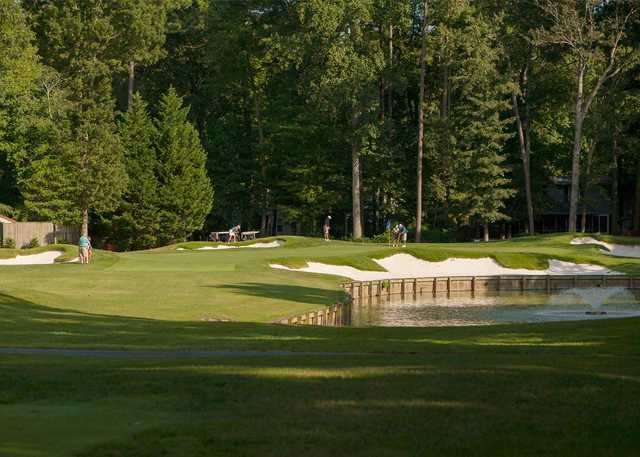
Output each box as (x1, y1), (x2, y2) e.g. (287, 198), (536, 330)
(595, 234), (640, 245)
(1, 234), (640, 325)
(1, 313), (639, 456)
(2, 234), (640, 456)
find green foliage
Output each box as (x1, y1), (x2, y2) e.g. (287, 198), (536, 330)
(0, 0), (42, 208)
(3, 0), (640, 243)
(12, 1), (128, 228)
(155, 88), (213, 244)
(113, 94), (161, 250)
(23, 237), (40, 249)
(2, 238), (15, 249)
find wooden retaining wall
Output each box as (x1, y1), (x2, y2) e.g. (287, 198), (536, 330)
(278, 274), (639, 327)
(278, 303), (350, 327)
(342, 275), (640, 302)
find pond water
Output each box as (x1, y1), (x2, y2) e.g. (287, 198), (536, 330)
(350, 288), (640, 327)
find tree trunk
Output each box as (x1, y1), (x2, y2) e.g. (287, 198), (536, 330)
(568, 64), (587, 233)
(388, 24), (393, 118)
(611, 126), (620, 235)
(127, 61), (136, 108)
(581, 141), (596, 233)
(352, 108), (363, 239)
(569, 116), (584, 233)
(415, 0), (428, 243)
(81, 207), (89, 237)
(254, 94), (270, 236)
(484, 221), (489, 242)
(634, 160), (640, 232)
(510, 57), (535, 235)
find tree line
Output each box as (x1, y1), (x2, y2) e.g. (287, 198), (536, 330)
(1, 0), (639, 248)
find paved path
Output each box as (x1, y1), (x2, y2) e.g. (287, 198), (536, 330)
(0, 347), (368, 358)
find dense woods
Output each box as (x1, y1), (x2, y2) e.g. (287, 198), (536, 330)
(1, 0), (639, 248)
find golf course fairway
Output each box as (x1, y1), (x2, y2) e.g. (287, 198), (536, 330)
(1, 234), (639, 456)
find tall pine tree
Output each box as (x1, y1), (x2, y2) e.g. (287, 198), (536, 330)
(155, 88), (213, 243)
(113, 94), (160, 250)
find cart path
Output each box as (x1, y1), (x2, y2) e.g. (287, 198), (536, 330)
(0, 347), (372, 358)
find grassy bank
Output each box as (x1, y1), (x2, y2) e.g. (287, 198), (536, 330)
(0, 235), (640, 323)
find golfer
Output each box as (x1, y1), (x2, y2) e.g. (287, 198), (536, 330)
(398, 223), (408, 247)
(323, 215), (332, 241)
(392, 224), (400, 247)
(78, 234), (90, 264)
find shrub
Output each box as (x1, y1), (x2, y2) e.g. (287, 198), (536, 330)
(3, 238), (16, 249)
(419, 229), (457, 243)
(23, 238), (40, 249)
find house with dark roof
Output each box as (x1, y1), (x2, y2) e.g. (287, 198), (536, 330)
(535, 177), (611, 234)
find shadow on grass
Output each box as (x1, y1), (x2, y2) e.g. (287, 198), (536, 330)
(211, 282), (346, 306)
(2, 350), (640, 457)
(1, 291), (640, 356)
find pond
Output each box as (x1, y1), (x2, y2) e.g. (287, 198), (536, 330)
(349, 287), (640, 327)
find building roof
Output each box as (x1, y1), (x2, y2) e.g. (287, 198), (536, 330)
(0, 215), (16, 223)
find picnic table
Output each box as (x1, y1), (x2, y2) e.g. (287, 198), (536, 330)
(210, 231), (230, 242)
(241, 231), (259, 240)
(209, 230), (260, 242)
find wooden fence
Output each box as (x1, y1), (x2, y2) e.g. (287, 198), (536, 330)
(278, 303), (351, 327)
(342, 275), (640, 302)
(1, 222), (80, 248)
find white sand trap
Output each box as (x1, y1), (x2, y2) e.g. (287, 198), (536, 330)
(240, 240), (284, 249)
(0, 251), (62, 266)
(184, 240), (284, 251)
(572, 236), (640, 259)
(271, 253), (619, 281)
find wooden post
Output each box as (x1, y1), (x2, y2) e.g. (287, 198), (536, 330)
(432, 278), (437, 297)
(369, 281), (373, 298)
(447, 277), (451, 296)
(388, 280), (392, 299)
(413, 278), (418, 299)
(546, 276), (551, 293)
(520, 276), (525, 292)
(471, 276), (476, 294)
(401, 279), (406, 300)
(497, 276), (501, 292)
(573, 275), (578, 288)
(603, 275), (607, 287)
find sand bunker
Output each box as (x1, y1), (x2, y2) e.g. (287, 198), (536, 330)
(571, 237), (640, 259)
(0, 251), (62, 266)
(240, 240), (284, 249)
(270, 253), (619, 281)
(188, 240), (284, 251)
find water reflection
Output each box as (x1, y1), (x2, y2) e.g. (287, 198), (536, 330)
(350, 289), (640, 327)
